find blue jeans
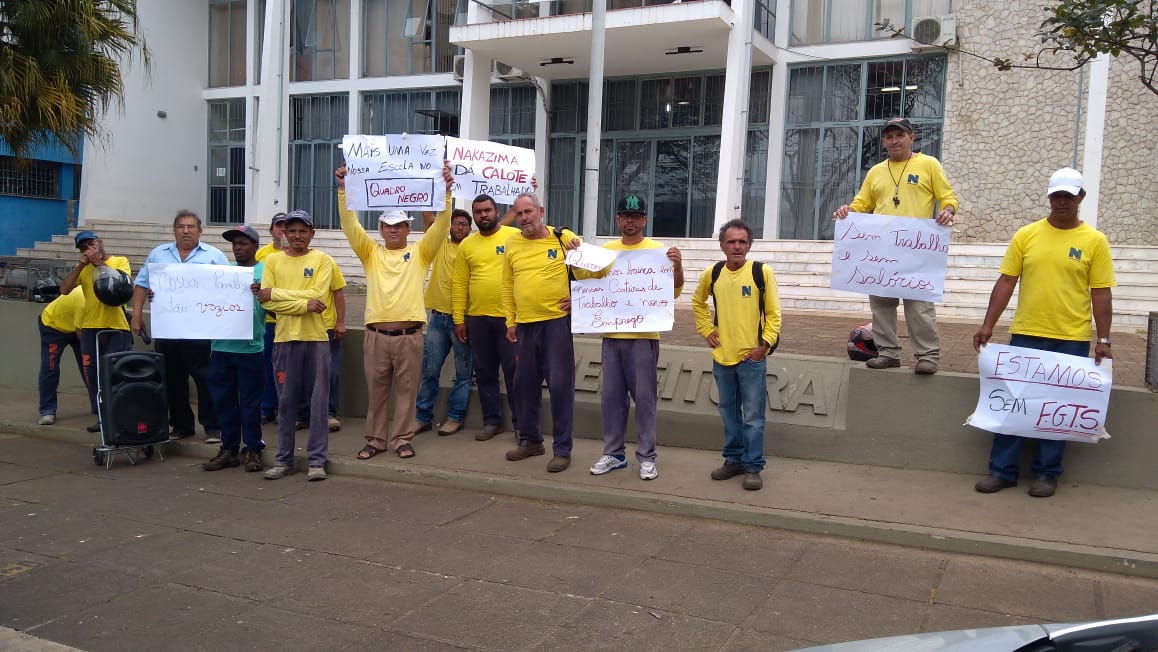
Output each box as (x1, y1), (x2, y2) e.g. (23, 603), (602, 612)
(987, 334), (1091, 482)
(206, 350), (265, 453)
(416, 311), (473, 424)
(713, 358), (768, 473)
(39, 316), (84, 416)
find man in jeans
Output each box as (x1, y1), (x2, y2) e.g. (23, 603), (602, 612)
(416, 209), (474, 436)
(691, 218), (781, 491)
(203, 225), (267, 473)
(37, 287), (86, 426)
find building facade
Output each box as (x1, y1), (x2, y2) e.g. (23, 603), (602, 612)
(73, 0), (1156, 246)
(0, 139), (82, 256)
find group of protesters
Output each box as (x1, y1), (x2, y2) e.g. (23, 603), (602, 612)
(37, 116), (1115, 497)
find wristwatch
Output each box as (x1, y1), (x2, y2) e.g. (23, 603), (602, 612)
(1097, 337), (1112, 346)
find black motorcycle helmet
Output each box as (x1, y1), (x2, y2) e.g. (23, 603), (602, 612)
(93, 266), (134, 306)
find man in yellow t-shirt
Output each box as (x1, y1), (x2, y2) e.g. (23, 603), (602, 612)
(502, 193), (587, 473)
(335, 163), (453, 461)
(259, 210), (345, 481)
(587, 195), (684, 481)
(58, 230), (133, 430)
(691, 219), (782, 492)
(833, 117), (958, 375)
(972, 167), (1116, 499)
(37, 287), (86, 425)
(452, 194), (522, 441)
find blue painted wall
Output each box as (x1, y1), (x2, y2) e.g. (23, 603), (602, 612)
(0, 138), (82, 256)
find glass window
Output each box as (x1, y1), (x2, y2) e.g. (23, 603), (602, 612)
(289, 94), (349, 228)
(791, 0), (950, 45)
(0, 156), (58, 198)
(490, 85), (536, 139)
(291, 0), (350, 81)
(255, 0), (266, 84)
(207, 99), (247, 224)
(363, 0), (464, 76)
(209, 0), (247, 87)
(779, 55), (947, 240)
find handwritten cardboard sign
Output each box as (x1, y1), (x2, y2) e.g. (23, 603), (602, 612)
(966, 343), (1112, 443)
(341, 134), (446, 211)
(831, 213), (950, 302)
(565, 242), (617, 272)
(147, 264), (255, 340)
(570, 248), (675, 334)
(446, 137), (535, 203)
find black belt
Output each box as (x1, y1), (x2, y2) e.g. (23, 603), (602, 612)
(366, 324), (421, 336)
(431, 309), (450, 316)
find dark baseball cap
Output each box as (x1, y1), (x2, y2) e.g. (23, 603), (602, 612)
(74, 230), (100, 248)
(883, 117), (914, 133)
(270, 212), (288, 225)
(616, 194), (648, 214)
(223, 225), (261, 245)
(285, 210), (314, 228)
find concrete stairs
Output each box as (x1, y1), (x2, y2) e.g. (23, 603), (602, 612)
(16, 220), (1157, 329)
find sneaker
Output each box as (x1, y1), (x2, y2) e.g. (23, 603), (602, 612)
(865, 356), (901, 369)
(710, 462), (745, 481)
(202, 450), (240, 471)
(327, 416), (342, 432)
(914, 359), (939, 375)
(437, 419), (463, 436)
(1028, 476), (1057, 498)
(242, 450), (264, 472)
(974, 475), (1017, 493)
(38, 414), (56, 426)
(204, 430), (222, 445)
(589, 455), (628, 475)
(742, 472), (763, 491)
(547, 456), (571, 473)
(415, 420), (433, 434)
(264, 465), (295, 480)
(506, 441), (545, 461)
(476, 423), (505, 441)
(639, 461), (658, 481)
(307, 466), (327, 482)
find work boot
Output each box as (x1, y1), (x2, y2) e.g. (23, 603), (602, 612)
(327, 416), (342, 432)
(547, 456), (571, 473)
(710, 462), (745, 481)
(437, 419), (463, 436)
(476, 423), (504, 441)
(1028, 476), (1057, 498)
(202, 450), (240, 471)
(865, 356), (900, 369)
(974, 475), (1017, 493)
(243, 450), (264, 472)
(742, 472), (763, 491)
(506, 441), (545, 461)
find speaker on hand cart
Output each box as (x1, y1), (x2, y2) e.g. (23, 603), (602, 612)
(99, 351), (169, 447)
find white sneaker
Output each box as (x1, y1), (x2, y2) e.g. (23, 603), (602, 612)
(589, 455), (628, 475)
(307, 466), (327, 481)
(639, 461), (658, 481)
(38, 414), (56, 425)
(264, 465), (295, 480)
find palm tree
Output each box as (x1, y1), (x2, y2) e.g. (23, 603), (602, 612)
(0, 0), (150, 160)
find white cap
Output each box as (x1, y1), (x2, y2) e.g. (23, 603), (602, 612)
(1047, 167), (1083, 196)
(378, 210), (412, 225)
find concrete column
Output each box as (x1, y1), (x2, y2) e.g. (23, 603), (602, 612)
(712, 0), (754, 234)
(457, 1), (494, 142)
(763, 60), (787, 239)
(1080, 53), (1109, 229)
(249, 0), (291, 225)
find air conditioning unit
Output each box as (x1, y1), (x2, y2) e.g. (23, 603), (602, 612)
(492, 61), (524, 81)
(453, 54), (466, 81)
(910, 14), (956, 49)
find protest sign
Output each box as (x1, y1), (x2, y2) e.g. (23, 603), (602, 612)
(341, 134), (446, 211)
(831, 213), (950, 302)
(565, 242), (617, 272)
(570, 248), (675, 334)
(147, 264), (255, 340)
(965, 343), (1113, 443)
(446, 137), (535, 203)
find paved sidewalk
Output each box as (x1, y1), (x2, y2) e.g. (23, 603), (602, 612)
(4, 389), (1158, 581)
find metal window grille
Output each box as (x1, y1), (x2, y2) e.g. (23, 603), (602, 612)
(0, 156), (58, 199)
(289, 93), (349, 228)
(207, 99), (247, 224)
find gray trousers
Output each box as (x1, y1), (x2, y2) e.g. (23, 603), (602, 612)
(600, 338), (660, 463)
(272, 341), (330, 467)
(869, 295), (940, 363)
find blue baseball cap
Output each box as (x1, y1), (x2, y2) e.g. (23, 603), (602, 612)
(75, 230), (100, 248)
(285, 210), (314, 228)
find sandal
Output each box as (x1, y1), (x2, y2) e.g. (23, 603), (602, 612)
(357, 444), (386, 460)
(396, 443), (416, 459)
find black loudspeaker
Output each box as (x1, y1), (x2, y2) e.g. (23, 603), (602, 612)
(99, 351), (169, 446)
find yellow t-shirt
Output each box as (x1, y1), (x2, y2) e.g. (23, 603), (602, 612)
(255, 243), (283, 325)
(603, 238), (683, 341)
(849, 152), (958, 219)
(502, 226), (579, 327)
(78, 256), (132, 330)
(41, 287), (86, 333)
(452, 226), (520, 323)
(691, 260), (782, 366)
(260, 249), (340, 343)
(321, 264), (347, 330)
(337, 189), (451, 324)
(424, 239), (460, 314)
(1000, 218), (1116, 341)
